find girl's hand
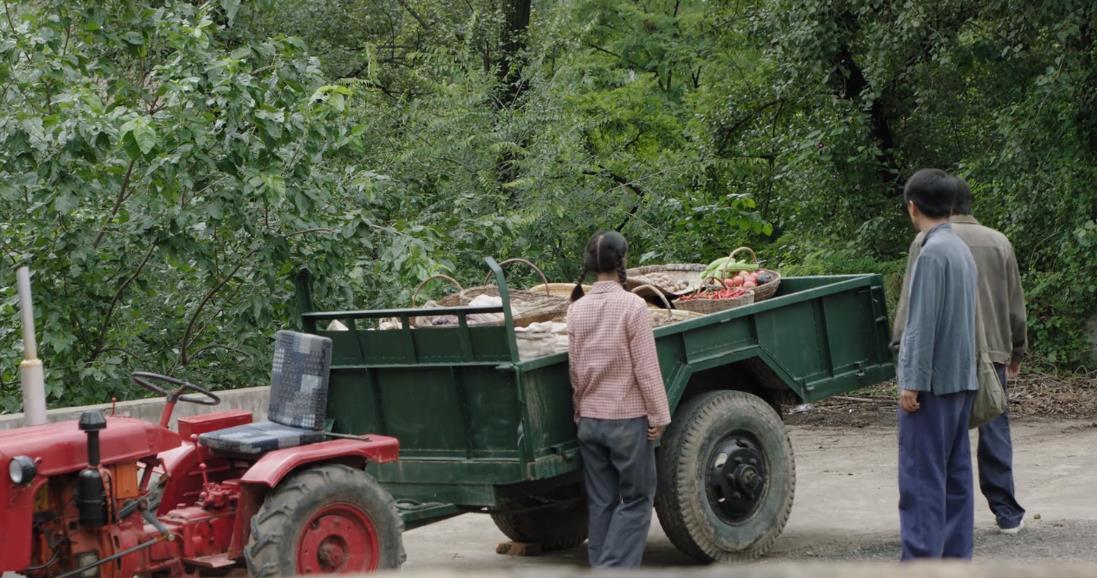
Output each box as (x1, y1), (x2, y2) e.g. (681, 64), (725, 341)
(647, 425), (665, 441)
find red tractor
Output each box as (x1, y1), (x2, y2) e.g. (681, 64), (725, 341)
(0, 331), (404, 578)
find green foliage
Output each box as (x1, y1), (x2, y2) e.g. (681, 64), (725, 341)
(324, 0), (1096, 366)
(779, 249), (907, 323)
(0, 0), (415, 409)
(246, 0), (775, 286)
(2, 0), (1095, 414)
(1023, 220), (1097, 366)
(752, 0), (1097, 366)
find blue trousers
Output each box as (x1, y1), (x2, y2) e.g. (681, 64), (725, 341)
(898, 389), (976, 560)
(577, 417), (656, 568)
(977, 364), (1025, 529)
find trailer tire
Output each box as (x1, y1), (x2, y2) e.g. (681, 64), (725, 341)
(245, 464), (405, 576)
(655, 390), (795, 562)
(491, 500), (588, 550)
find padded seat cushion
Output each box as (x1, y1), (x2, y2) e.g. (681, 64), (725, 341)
(269, 331), (332, 431)
(199, 421), (325, 457)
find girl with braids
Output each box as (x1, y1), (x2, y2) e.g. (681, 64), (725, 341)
(566, 231), (671, 568)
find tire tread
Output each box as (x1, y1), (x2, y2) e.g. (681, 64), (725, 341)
(654, 390), (796, 562)
(245, 464), (405, 576)
(490, 502), (588, 550)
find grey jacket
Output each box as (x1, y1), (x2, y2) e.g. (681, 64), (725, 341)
(897, 223), (979, 395)
(892, 215), (1028, 364)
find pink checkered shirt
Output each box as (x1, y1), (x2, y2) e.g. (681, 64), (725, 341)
(566, 281), (671, 427)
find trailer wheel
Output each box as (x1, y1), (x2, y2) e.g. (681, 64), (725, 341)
(655, 390), (795, 562)
(245, 464), (404, 575)
(490, 499), (588, 550)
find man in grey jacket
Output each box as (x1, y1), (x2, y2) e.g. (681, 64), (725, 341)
(892, 176), (1027, 534)
(896, 169), (980, 560)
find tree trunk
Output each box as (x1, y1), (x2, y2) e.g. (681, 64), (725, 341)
(830, 43), (899, 195)
(499, 0), (532, 106)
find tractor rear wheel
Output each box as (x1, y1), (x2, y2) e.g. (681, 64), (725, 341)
(654, 390), (795, 562)
(491, 498), (588, 550)
(245, 464), (404, 576)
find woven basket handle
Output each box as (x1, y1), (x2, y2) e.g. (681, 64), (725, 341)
(704, 246), (760, 280)
(727, 246), (758, 264)
(411, 274), (464, 307)
(699, 274), (755, 295)
(483, 258), (551, 296)
(632, 284), (673, 323)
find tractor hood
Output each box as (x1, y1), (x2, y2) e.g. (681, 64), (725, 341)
(0, 416), (181, 476)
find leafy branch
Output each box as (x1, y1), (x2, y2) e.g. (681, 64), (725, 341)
(178, 245), (259, 367)
(92, 160), (137, 249)
(88, 243), (157, 363)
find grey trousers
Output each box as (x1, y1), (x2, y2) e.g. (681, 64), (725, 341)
(577, 417), (657, 568)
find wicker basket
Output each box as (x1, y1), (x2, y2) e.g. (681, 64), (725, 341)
(675, 277), (755, 314)
(627, 263), (706, 297)
(411, 274), (465, 307)
(752, 273), (781, 301)
(525, 282), (592, 299)
(721, 247), (781, 302)
(411, 259), (568, 327)
(631, 284), (705, 327)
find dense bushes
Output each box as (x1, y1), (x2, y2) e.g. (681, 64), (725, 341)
(1, 0), (1094, 410)
(0, 1), (405, 409)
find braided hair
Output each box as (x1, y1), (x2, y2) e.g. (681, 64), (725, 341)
(570, 231), (629, 302)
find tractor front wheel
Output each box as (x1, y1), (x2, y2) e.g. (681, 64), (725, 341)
(245, 464), (404, 576)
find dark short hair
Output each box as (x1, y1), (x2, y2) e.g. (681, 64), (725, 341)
(571, 231), (628, 301)
(950, 175), (973, 215)
(903, 168), (954, 219)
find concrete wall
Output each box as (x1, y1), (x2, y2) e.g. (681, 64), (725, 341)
(0, 386), (271, 430)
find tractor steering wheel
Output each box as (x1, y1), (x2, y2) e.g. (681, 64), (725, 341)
(131, 372), (221, 406)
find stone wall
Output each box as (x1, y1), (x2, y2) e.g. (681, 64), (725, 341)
(0, 386), (270, 430)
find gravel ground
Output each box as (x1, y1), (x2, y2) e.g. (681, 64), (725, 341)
(401, 418), (1097, 569)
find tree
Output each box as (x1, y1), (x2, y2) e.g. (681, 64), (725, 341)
(0, 0), (393, 408)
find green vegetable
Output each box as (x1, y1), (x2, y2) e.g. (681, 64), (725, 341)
(702, 256), (759, 280)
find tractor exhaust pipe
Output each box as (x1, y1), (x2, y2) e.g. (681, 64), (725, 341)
(16, 267), (46, 426)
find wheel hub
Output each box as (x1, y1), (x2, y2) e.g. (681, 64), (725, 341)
(733, 463), (763, 494)
(297, 503), (379, 574)
(709, 436), (767, 522)
(318, 538), (346, 568)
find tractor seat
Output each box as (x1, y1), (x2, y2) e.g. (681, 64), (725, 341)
(199, 331), (333, 457)
(197, 421), (327, 456)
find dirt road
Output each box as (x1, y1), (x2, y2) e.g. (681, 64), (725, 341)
(403, 418), (1097, 569)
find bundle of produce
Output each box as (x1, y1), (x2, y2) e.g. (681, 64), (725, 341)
(514, 285), (702, 360)
(701, 246), (781, 302)
(514, 320), (569, 360)
(626, 264), (706, 296)
(675, 278), (755, 314)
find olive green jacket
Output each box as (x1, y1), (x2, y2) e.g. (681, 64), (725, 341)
(892, 215), (1028, 365)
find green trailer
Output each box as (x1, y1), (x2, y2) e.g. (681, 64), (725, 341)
(294, 257), (895, 562)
